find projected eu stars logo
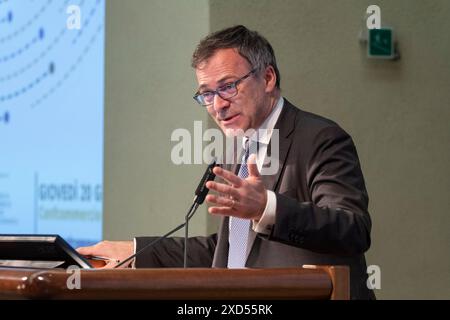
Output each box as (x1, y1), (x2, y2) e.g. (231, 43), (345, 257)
(0, 10), (13, 24)
(0, 0), (105, 248)
(0, 111), (10, 124)
(0, 0), (104, 110)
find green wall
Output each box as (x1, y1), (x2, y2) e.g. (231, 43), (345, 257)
(105, 0), (450, 299)
(103, 0), (210, 239)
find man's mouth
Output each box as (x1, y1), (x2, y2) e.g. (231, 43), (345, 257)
(219, 114), (240, 125)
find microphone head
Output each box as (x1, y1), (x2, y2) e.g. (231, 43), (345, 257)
(194, 159), (217, 204)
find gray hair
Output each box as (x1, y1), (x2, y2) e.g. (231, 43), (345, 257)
(192, 25), (281, 89)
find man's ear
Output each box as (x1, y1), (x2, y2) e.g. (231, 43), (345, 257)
(263, 65), (277, 93)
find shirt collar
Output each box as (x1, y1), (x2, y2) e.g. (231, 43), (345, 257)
(243, 97), (284, 148)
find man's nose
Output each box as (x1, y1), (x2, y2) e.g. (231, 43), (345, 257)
(213, 93), (230, 113)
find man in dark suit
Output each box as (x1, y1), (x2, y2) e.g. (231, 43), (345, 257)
(78, 25), (374, 299)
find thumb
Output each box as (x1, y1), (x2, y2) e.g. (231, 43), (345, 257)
(247, 154), (260, 177)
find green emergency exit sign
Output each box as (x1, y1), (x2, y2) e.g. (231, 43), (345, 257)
(368, 28), (394, 59)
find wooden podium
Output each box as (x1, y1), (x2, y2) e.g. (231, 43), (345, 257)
(0, 266), (349, 300)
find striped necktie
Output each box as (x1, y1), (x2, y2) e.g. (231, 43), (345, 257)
(227, 140), (252, 268)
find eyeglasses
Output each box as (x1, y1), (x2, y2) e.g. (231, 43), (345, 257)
(193, 69), (256, 106)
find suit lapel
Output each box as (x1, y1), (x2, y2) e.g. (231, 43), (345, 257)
(261, 99), (298, 190)
(245, 100), (298, 263)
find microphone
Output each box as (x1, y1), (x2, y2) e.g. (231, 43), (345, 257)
(184, 159), (216, 267)
(193, 159), (217, 204)
(114, 159), (216, 269)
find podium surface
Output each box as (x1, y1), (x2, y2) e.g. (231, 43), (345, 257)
(0, 266), (349, 300)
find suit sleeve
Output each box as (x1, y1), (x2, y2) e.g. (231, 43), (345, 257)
(269, 126), (372, 256)
(134, 234), (217, 268)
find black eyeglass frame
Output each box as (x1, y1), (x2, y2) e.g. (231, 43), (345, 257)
(193, 68), (257, 106)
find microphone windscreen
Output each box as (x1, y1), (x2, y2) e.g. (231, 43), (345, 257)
(194, 160), (216, 204)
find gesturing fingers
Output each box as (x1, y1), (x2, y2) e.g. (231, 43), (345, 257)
(205, 194), (235, 207)
(208, 206), (235, 216)
(212, 166), (243, 187)
(206, 180), (240, 199)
